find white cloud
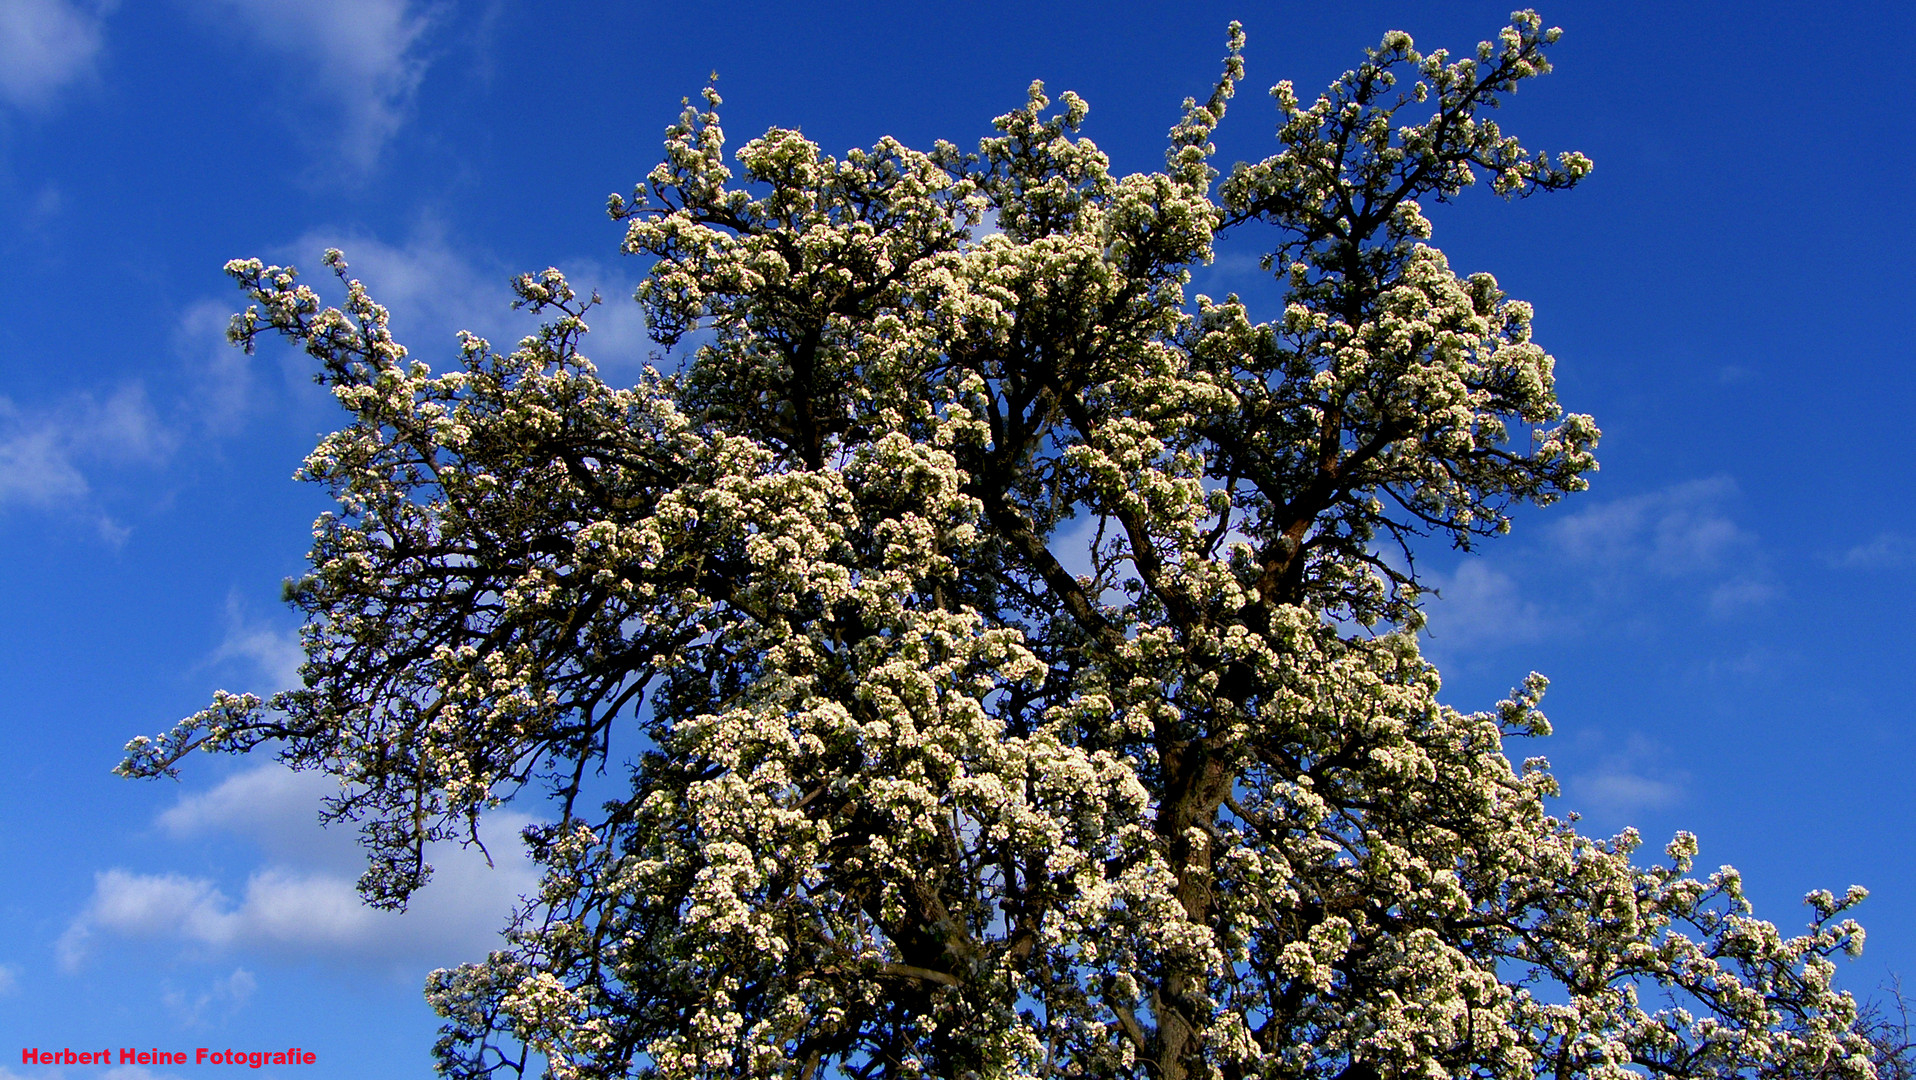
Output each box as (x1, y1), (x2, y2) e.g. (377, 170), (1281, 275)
(1701, 645), (1780, 681)
(0, 0), (108, 112)
(1834, 531), (1916, 569)
(1419, 560), (1547, 654)
(4, 1061), (183, 1080)
(188, 0), (436, 173)
(1550, 476), (1748, 574)
(27, 183), (63, 223)
(1564, 732), (1689, 823)
(0, 962), (17, 995)
(0, 402), (85, 505)
(1545, 476), (1777, 619)
(2, 1065), (186, 1080)
(268, 229), (655, 378)
(162, 968), (255, 1027)
(560, 261), (654, 377)
(104, 1068), (186, 1080)
(1707, 577), (1777, 618)
(0, 385), (174, 532)
(173, 299), (255, 431)
(1576, 771), (1683, 814)
(284, 225), (519, 353)
(156, 764), (334, 853)
(209, 593), (304, 693)
(65, 763), (539, 971)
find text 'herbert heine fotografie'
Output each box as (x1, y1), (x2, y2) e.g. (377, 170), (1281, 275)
(21, 1046), (319, 1067)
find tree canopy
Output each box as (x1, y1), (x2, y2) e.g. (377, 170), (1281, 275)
(122, 13), (1874, 1080)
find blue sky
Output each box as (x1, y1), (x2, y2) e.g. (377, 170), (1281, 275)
(1, 1), (1911, 1076)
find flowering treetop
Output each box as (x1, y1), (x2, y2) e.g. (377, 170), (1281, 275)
(123, 13), (1870, 1080)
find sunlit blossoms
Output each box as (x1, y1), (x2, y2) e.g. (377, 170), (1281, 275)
(123, 13), (1871, 1080)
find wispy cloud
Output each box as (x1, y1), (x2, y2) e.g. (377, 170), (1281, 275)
(562, 260), (654, 376)
(1833, 531), (1916, 570)
(154, 764), (340, 858)
(0, 962), (18, 995)
(266, 227), (653, 376)
(208, 593), (304, 693)
(161, 967), (255, 1028)
(1706, 576), (1776, 618)
(1550, 476), (1749, 574)
(1546, 476), (1777, 618)
(0, 1066), (179, 1080)
(283, 225), (517, 352)
(1419, 560), (1548, 655)
(0, 384), (174, 537)
(187, 0), (437, 174)
(173, 298), (257, 432)
(1564, 732), (1690, 824)
(0, 401), (85, 506)
(26, 182), (63, 225)
(0, 0), (109, 112)
(81, 1067), (185, 1080)
(63, 764), (538, 972)
(103, 1068), (184, 1080)
(1577, 771), (1683, 814)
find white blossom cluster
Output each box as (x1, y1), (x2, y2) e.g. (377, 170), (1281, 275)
(123, 13), (1871, 1080)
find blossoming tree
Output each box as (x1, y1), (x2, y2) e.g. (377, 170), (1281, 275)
(122, 13), (1874, 1080)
